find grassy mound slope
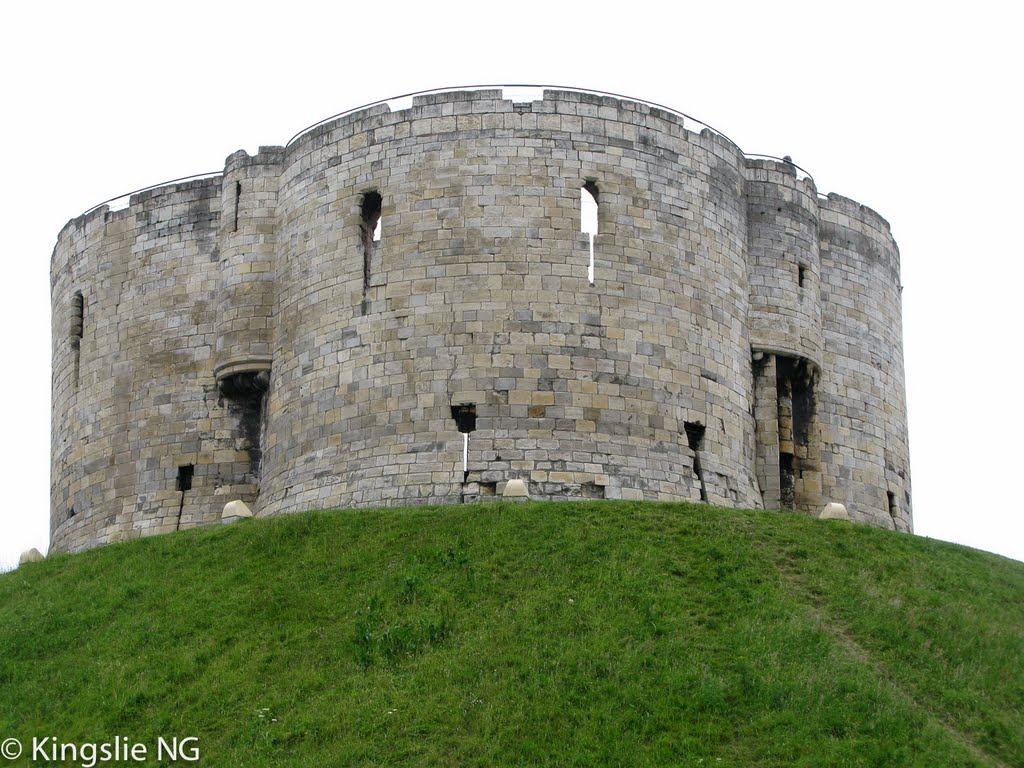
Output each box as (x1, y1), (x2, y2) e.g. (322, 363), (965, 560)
(2, 502), (1022, 767)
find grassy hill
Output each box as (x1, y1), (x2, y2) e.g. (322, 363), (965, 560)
(1, 501), (1022, 767)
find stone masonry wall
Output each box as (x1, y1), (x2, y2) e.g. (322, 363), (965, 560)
(818, 194), (911, 531)
(51, 179), (254, 550)
(50, 88), (912, 553)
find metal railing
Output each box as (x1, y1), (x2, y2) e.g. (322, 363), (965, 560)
(83, 172), (222, 217)
(283, 83), (735, 147)
(79, 85), (818, 217)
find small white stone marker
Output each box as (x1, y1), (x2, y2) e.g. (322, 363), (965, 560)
(819, 502), (849, 521)
(502, 479), (529, 498)
(19, 548), (44, 565)
(222, 499), (254, 524)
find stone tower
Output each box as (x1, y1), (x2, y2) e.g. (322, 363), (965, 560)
(50, 88), (911, 553)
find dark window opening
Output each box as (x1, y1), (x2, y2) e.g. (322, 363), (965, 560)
(451, 403), (477, 477)
(67, 507), (75, 520)
(684, 421), (708, 502)
(233, 181), (241, 232)
(777, 357), (815, 448)
(776, 356), (816, 511)
(582, 181), (599, 284)
(176, 464), (194, 492)
(798, 264), (807, 288)
(779, 452), (795, 509)
(360, 191), (382, 314)
(219, 370), (270, 482)
(887, 490), (898, 527)
(450, 404), (477, 434)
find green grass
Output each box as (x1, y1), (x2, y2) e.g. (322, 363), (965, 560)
(1, 501), (1021, 767)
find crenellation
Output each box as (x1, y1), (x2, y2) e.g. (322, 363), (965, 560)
(50, 88), (912, 553)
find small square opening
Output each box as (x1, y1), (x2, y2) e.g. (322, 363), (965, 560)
(450, 404), (477, 434)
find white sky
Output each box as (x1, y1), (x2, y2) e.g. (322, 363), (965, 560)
(1, 1), (1020, 569)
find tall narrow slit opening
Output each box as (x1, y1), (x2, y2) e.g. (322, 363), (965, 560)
(175, 463), (194, 531)
(69, 291), (84, 389)
(684, 421), (708, 502)
(887, 490), (898, 528)
(581, 181), (599, 284)
(233, 181), (241, 232)
(360, 191), (382, 315)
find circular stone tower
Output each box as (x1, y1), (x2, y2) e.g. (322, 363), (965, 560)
(49, 87), (912, 553)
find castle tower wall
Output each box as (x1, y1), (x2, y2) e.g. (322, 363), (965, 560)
(744, 159), (826, 514)
(260, 90), (762, 512)
(818, 195), (911, 530)
(744, 160), (823, 365)
(50, 179), (248, 552)
(49, 88), (913, 553)
(214, 147), (282, 382)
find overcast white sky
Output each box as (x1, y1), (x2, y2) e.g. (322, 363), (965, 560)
(1, 1), (1020, 569)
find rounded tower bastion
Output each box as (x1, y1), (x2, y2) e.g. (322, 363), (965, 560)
(50, 87), (912, 553)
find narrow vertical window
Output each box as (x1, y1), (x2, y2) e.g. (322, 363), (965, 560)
(798, 264), (807, 289)
(581, 181), (599, 284)
(233, 181), (241, 232)
(684, 421), (708, 502)
(69, 291), (84, 388)
(360, 191), (383, 315)
(887, 490), (898, 528)
(176, 463), (194, 531)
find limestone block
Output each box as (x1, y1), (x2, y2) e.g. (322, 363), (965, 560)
(503, 478), (529, 498)
(222, 499), (254, 524)
(819, 502), (849, 521)
(19, 548), (44, 564)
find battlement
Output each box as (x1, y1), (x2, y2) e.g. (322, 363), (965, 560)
(50, 87), (911, 553)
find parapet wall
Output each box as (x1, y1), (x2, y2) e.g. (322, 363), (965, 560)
(50, 88), (912, 553)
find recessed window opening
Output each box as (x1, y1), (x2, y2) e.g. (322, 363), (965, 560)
(360, 191), (383, 314)
(451, 404), (477, 476)
(798, 264), (807, 288)
(887, 490), (898, 527)
(233, 181), (241, 232)
(684, 421), (708, 502)
(67, 507), (76, 520)
(779, 452), (795, 509)
(69, 291), (84, 388)
(581, 181), (599, 284)
(361, 191), (382, 244)
(176, 464), (194, 492)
